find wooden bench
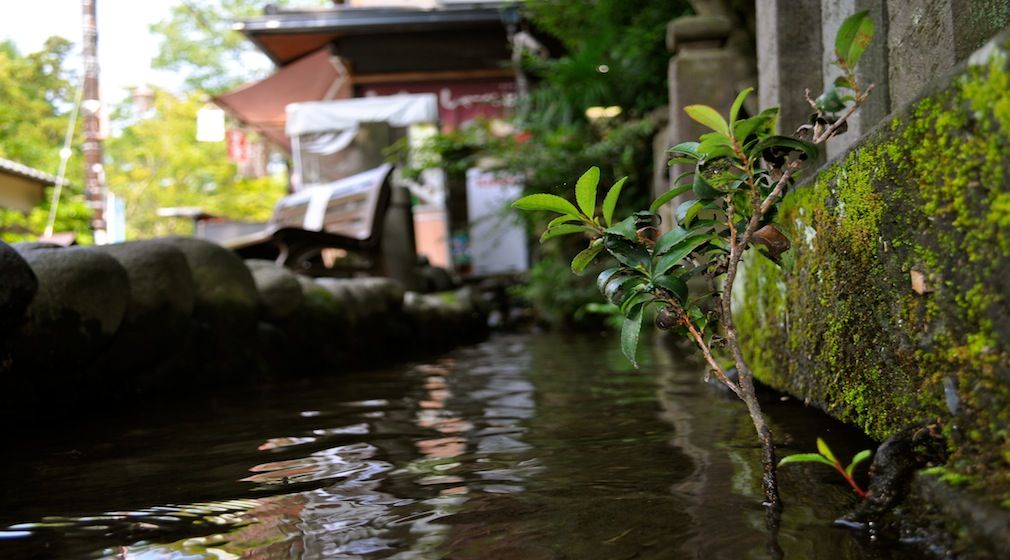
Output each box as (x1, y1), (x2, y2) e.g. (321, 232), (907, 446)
(224, 163), (394, 276)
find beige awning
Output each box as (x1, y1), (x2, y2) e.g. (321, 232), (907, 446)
(214, 48), (350, 150)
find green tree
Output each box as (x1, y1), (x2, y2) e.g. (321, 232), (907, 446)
(151, 0), (327, 94)
(0, 37), (92, 242)
(105, 89), (284, 239)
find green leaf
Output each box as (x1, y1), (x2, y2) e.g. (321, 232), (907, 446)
(752, 135), (819, 161)
(571, 240), (604, 275)
(817, 438), (839, 464)
(846, 449), (873, 477)
(653, 234), (713, 276)
(835, 10), (874, 68)
(604, 215), (638, 241)
(729, 87), (753, 126)
(815, 85), (846, 113)
(733, 107), (779, 141)
(621, 302), (645, 368)
(597, 267), (623, 295)
(575, 166), (601, 217)
(605, 237), (651, 270)
(696, 132), (733, 160)
(675, 199), (704, 226)
(513, 193), (580, 217)
(834, 75), (853, 90)
(602, 176), (627, 227)
(653, 275), (688, 303)
(654, 226), (689, 256)
(692, 171), (723, 199)
(604, 274), (644, 306)
(778, 453), (836, 467)
(649, 184), (693, 213)
(547, 214), (580, 229)
(668, 141), (700, 157)
(540, 224), (596, 243)
(685, 104), (729, 136)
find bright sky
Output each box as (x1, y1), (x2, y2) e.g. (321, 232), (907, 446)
(2, 0), (180, 102)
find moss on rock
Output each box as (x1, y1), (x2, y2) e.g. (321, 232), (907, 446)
(737, 33), (1010, 501)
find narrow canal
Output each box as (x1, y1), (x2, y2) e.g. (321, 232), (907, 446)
(0, 333), (920, 559)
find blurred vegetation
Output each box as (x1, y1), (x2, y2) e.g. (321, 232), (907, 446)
(105, 90), (284, 239)
(401, 0), (689, 327)
(0, 37), (92, 243)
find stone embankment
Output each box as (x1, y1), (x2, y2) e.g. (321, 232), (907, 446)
(0, 237), (487, 417)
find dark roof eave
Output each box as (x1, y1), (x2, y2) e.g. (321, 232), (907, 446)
(235, 6), (516, 38)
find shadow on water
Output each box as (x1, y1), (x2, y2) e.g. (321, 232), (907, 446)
(0, 332), (921, 559)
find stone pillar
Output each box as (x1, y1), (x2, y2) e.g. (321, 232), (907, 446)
(662, 15), (741, 228)
(821, 0), (890, 159)
(887, 0), (1010, 111)
(757, 0), (824, 137)
(381, 185), (422, 292)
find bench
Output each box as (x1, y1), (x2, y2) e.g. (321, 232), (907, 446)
(224, 163), (394, 276)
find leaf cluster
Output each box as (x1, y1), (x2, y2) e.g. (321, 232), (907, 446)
(514, 87), (814, 366)
(779, 438), (872, 497)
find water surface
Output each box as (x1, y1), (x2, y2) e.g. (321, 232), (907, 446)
(0, 332), (919, 558)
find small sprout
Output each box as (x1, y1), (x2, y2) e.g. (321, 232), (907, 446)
(779, 438), (872, 498)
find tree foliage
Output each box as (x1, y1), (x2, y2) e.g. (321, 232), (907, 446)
(0, 37), (91, 242)
(105, 90), (284, 239)
(151, 0), (328, 94)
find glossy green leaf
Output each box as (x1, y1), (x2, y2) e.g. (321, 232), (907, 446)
(513, 193), (580, 217)
(621, 302), (645, 368)
(685, 104), (729, 136)
(653, 234), (713, 276)
(619, 284), (649, 314)
(571, 240), (604, 275)
(778, 453), (835, 467)
(674, 199), (704, 227)
(605, 237), (651, 270)
(604, 215), (638, 241)
(605, 274), (644, 306)
(729, 87), (753, 126)
(846, 449), (873, 477)
(597, 267), (623, 295)
(668, 141), (700, 157)
(540, 224), (596, 243)
(815, 85), (845, 113)
(835, 10), (874, 68)
(692, 172), (723, 199)
(576, 166), (601, 217)
(733, 107), (778, 142)
(817, 438), (839, 464)
(602, 176), (627, 227)
(652, 275), (688, 303)
(752, 135), (819, 161)
(653, 226), (690, 256)
(649, 183), (693, 213)
(547, 214), (580, 229)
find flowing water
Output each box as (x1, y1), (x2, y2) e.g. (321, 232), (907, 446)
(0, 332), (922, 559)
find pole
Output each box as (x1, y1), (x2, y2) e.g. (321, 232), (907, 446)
(82, 0), (107, 243)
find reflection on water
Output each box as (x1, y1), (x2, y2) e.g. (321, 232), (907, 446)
(0, 333), (920, 559)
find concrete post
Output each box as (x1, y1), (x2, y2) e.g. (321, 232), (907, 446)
(757, 0), (824, 137)
(381, 185), (422, 292)
(662, 15), (740, 228)
(821, 0), (890, 159)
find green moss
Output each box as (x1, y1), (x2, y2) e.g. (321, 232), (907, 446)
(737, 36), (1010, 501)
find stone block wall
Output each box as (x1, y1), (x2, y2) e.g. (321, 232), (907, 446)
(0, 237), (488, 420)
(736, 30), (1010, 504)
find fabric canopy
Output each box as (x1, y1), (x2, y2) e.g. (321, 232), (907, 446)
(285, 93), (439, 137)
(214, 48), (347, 149)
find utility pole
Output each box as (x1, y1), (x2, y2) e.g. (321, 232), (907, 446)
(82, 0), (107, 243)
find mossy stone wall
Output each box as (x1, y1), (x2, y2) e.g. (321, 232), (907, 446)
(737, 32), (1010, 495)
